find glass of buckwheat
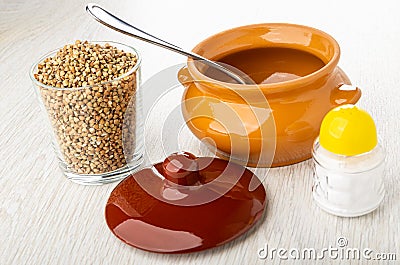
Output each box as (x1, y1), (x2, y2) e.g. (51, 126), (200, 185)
(30, 41), (143, 185)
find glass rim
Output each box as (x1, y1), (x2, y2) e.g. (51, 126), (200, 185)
(29, 41), (142, 91)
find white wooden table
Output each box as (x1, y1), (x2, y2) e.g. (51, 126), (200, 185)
(1, 0), (399, 264)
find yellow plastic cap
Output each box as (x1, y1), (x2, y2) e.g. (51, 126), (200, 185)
(319, 104), (377, 156)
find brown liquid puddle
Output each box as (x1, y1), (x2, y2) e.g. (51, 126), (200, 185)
(105, 153), (266, 253)
(205, 47), (325, 84)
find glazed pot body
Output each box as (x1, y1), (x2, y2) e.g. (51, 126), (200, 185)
(179, 23), (361, 167)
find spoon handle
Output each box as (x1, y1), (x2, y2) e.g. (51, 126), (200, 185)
(85, 3), (247, 84)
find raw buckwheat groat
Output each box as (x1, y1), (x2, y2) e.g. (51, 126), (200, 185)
(34, 40), (138, 174)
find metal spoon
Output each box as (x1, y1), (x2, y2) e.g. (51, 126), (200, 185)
(85, 3), (249, 84)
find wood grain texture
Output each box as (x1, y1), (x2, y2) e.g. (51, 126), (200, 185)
(1, 0), (399, 264)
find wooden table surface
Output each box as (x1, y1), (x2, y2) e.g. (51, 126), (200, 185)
(1, 0), (399, 264)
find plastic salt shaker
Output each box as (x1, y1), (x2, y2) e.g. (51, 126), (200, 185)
(312, 104), (385, 217)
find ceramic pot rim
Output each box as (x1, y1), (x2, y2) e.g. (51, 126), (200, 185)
(187, 23), (341, 94)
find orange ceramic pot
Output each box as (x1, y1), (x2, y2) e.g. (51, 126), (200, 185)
(178, 23), (361, 167)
